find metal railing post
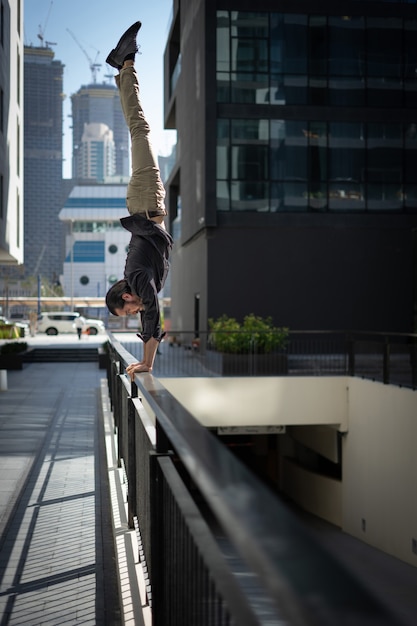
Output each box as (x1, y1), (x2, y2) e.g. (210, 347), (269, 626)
(347, 334), (355, 376)
(127, 396), (137, 528)
(116, 375), (124, 469)
(148, 450), (174, 625)
(411, 338), (417, 389)
(383, 336), (390, 385)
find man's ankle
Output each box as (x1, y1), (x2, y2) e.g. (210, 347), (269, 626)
(122, 59), (135, 69)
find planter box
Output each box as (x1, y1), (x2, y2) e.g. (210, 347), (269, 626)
(0, 324), (20, 340)
(204, 351), (288, 376)
(0, 353), (26, 370)
(98, 347), (110, 370)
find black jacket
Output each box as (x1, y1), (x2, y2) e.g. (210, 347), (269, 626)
(121, 214), (173, 342)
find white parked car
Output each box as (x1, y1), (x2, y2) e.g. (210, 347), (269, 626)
(37, 312), (105, 336)
(82, 318), (106, 336)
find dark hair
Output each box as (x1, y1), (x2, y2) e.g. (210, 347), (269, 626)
(105, 279), (131, 315)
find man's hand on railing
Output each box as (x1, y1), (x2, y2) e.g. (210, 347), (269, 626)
(126, 337), (160, 378)
(126, 360), (152, 379)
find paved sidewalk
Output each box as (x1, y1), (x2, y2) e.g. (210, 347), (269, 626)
(0, 361), (120, 625)
(1, 337), (416, 625)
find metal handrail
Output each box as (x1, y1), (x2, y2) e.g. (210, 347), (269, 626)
(106, 332), (400, 625)
(116, 329), (417, 388)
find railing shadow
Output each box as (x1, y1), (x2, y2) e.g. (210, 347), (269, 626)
(0, 371), (119, 625)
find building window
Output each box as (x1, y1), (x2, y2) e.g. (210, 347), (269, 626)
(217, 11), (270, 104)
(217, 119), (417, 213)
(108, 244), (118, 254)
(168, 12), (181, 97)
(216, 9), (417, 214)
(217, 11), (417, 108)
(80, 276), (89, 285)
(217, 118), (270, 211)
(72, 220), (121, 233)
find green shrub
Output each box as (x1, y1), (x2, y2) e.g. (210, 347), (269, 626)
(0, 341), (28, 355)
(209, 314), (289, 354)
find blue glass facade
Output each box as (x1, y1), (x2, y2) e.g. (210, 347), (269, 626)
(216, 12), (417, 213)
(65, 241), (105, 263)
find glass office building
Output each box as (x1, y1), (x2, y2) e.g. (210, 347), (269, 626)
(164, 1), (417, 333)
(24, 46), (64, 283)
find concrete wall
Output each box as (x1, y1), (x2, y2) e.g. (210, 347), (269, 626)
(281, 457), (342, 527)
(342, 378), (417, 566)
(160, 376), (349, 429)
(160, 376), (417, 566)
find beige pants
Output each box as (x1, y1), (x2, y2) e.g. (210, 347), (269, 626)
(117, 67), (166, 218)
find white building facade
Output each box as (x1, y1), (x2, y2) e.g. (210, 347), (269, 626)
(0, 0), (24, 265)
(59, 185), (130, 299)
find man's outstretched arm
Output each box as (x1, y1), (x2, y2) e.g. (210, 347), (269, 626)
(142, 336), (159, 370)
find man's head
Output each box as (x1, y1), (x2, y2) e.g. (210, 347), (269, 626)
(105, 279), (144, 316)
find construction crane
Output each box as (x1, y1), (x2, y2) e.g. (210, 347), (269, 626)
(66, 29), (101, 84)
(37, 0), (56, 47)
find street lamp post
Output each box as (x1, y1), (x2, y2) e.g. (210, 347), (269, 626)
(70, 220), (74, 311)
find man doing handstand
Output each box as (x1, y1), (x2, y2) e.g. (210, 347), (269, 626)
(105, 22), (173, 376)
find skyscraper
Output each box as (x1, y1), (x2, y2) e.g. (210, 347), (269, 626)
(77, 122), (116, 181)
(71, 83), (129, 181)
(23, 45), (64, 284)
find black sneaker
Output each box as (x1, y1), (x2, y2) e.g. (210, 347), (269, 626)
(106, 21), (142, 69)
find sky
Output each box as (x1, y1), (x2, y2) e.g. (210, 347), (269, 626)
(23, 0), (176, 178)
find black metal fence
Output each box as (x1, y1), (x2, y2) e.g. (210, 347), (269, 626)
(118, 329), (417, 388)
(106, 333), (401, 626)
